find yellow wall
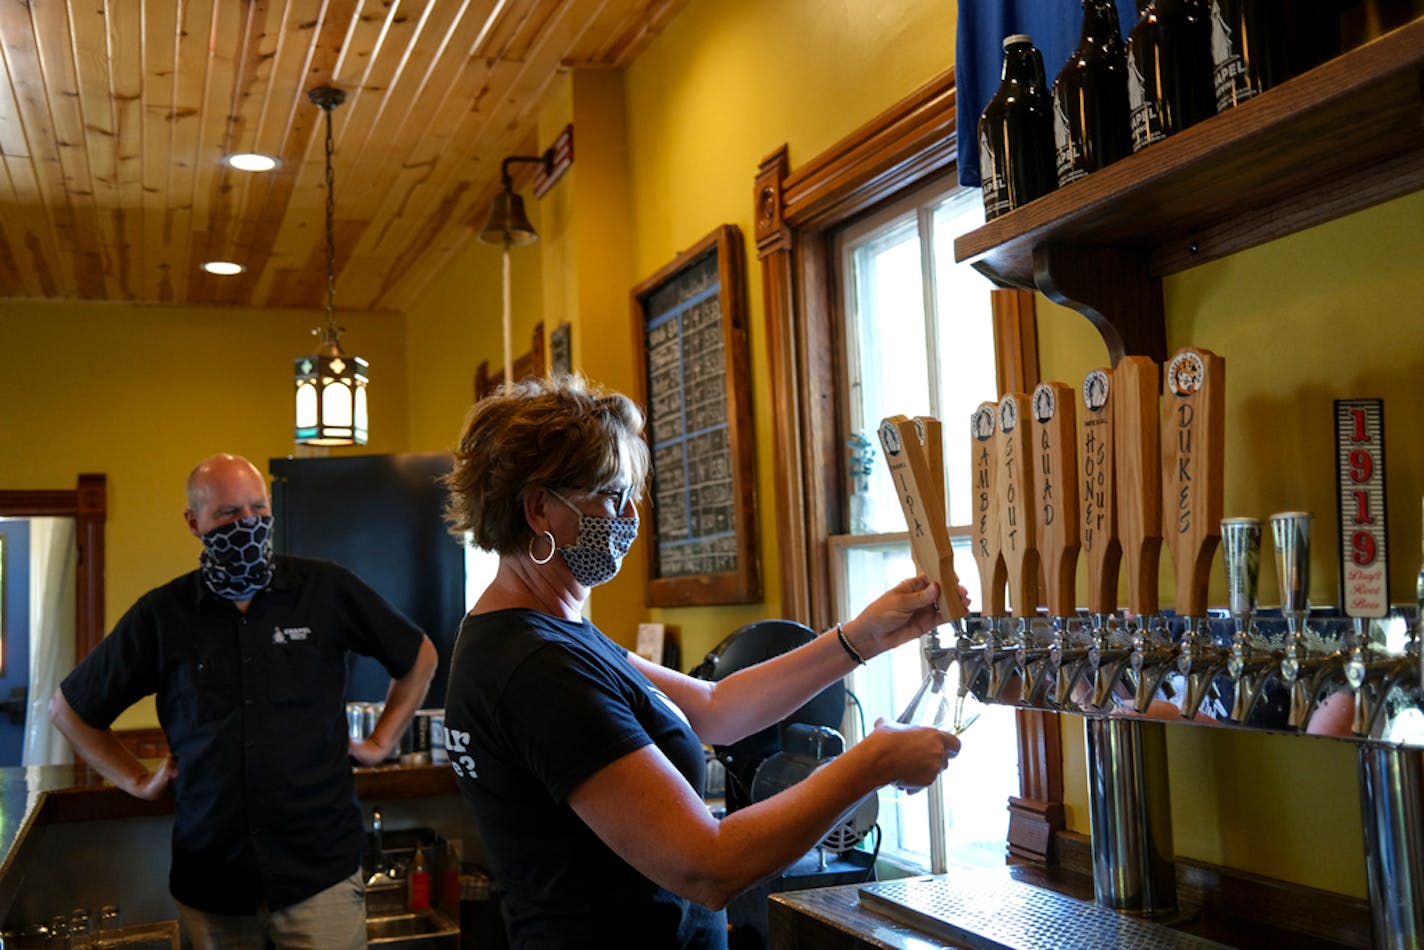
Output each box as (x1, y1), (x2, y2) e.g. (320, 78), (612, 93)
(0, 299), (410, 727)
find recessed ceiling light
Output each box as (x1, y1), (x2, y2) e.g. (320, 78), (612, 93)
(202, 261), (245, 276)
(226, 152), (279, 172)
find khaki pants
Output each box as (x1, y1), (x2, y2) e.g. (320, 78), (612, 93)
(177, 870), (366, 949)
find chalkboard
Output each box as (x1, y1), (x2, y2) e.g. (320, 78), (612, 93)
(631, 225), (760, 606)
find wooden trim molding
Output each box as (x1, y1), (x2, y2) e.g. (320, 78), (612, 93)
(1009, 709), (1064, 863)
(754, 70), (959, 628)
(991, 288), (1041, 397)
(0, 474), (107, 662)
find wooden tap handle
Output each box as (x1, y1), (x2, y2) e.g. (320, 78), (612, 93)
(1080, 368), (1122, 616)
(1031, 382), (1081, 618)
(1115, 357), (1162, 618)
(1162, 347), (1226, 618)
(996, 394), (1039, 618)
(970, 402), (1006, 617)
(913, 416), (947, 530)
(878, 415), (965, 621)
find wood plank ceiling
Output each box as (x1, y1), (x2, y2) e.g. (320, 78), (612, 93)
(0, 0), (686, 311)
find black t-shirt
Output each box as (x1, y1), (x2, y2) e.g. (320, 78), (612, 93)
(60, 556), (426, 914)
(444, 609), (726, 949)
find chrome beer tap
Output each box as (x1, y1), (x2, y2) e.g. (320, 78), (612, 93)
(1086, 611), (1133, 709)
(1130, 611), (1178, 714)
(1046, 612), (1093, 709)
(1174, 613), (1228, 719)
(1360, 509), (1424, 734)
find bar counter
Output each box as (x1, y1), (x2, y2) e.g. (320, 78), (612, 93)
(0, 761), (456, 922)
(769, 864), (1363, 950)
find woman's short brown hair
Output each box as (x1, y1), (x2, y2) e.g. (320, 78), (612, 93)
(444, 374), (650, 555)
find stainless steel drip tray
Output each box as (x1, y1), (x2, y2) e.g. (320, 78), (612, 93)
(858, 868), (1232, 950)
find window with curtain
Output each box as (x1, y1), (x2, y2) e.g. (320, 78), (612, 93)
(831, 180), (1019, 873)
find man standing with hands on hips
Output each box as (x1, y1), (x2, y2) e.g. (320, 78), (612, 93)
(50, 453), (438, 949)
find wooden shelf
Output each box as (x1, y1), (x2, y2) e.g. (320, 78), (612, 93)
(954, 17), (1424, 293)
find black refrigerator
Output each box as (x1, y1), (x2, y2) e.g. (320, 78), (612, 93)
(269, 453), (466, 707)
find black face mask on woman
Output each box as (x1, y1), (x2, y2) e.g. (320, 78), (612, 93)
(199, 515), (275, 600)
(547, 490), (639, 588)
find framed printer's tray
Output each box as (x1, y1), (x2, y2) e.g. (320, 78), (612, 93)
(630, 224), (760, 606)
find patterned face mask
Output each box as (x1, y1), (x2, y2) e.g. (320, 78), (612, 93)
(199, 515), (275, 600)
(548, 490), (639, 588)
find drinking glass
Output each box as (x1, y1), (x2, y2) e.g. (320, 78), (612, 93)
(898, 659), (983, 735)
(94, 905), (123, 950)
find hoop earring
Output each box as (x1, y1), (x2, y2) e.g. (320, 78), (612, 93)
(529, 530), (557, 565)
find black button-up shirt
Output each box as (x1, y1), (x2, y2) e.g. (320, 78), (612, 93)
(61, 556), (426, 914)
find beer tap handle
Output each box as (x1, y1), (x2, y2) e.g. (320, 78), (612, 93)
(1271, 511), (1315, 726)
(970, 402), (1007, 620)
(1270, 511), (1313, 626)
(1080, 368), (1121, 621)
(878, 414), (965, 624)
(1031, 382), (1081, 620)
(997, 393), (1040, 620)
(1114, 356), (1162, 621)
(1161, 347), (1225, 620)
(1221, 518), (1263, 635)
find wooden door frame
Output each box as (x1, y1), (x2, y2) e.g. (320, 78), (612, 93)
(752, 69), (1062, 864)
(0, 474), (107, 662)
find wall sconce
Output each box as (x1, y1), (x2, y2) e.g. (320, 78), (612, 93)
(294, 85), (369, 446)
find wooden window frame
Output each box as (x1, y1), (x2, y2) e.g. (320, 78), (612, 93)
(753, 69), (1061, 864)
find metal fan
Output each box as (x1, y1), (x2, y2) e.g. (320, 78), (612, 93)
(748, 723), (879, 859)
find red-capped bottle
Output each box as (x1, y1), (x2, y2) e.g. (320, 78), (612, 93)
(407, 847), (432, 912)
(979, 34), (1057, 219)
(1053, 0), (1133, 186)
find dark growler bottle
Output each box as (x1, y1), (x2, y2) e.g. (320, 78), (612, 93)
(979, 34), (1057, 220)
(1053, 0), (1132, 186)
(1209, 0), (1286, 111)
(1126, 0), (1216, 151)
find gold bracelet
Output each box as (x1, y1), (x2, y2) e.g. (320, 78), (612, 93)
(836, 622), (865, 665)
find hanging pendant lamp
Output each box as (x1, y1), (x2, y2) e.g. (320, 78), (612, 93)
(294, 85), (369, 446)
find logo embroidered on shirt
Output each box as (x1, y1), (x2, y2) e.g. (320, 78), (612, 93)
(272, 625), (313, 645)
